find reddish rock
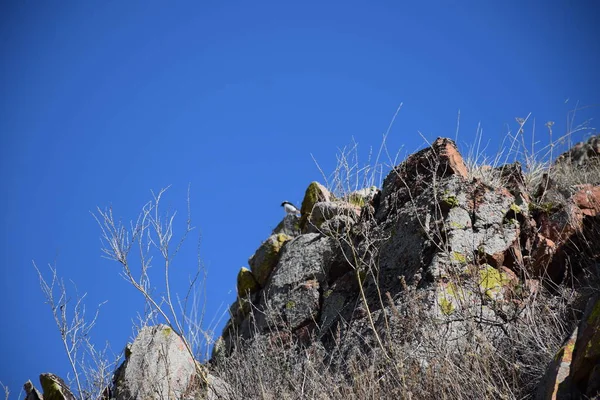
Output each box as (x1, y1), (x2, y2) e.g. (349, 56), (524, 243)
(531, 185), (600, 281)
(376, 137), (469, 221)
(572, 184), (600, 217)
(433, 137), (469, 178)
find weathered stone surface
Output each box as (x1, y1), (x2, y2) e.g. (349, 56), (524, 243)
(531, 184), (600, 281)
(376, 137), (468, 222)
(248, 233), (291, 286)
(255, 233), (335, 331)
(39, 373), (75, 400)
(320, 214), (356, 236)
(24, 380), (43, 400)
(305, 201), (360, 234)
(114, 325), (196, 400)
(538, 296), (600, 399)
(571, 295), (600, 397)
(554, 134), (600, 167)
(537, 327), (578, 400)
(272, 214), (301, 237)
(300, 182), (332, 231)
(572, 184), (600, 216)
(113, 324), (230, 400)
(228, 294), (254, 326)
(345, 186), (379, 207)
(236, 267), (260, 295)
(319, 271), (360, 337)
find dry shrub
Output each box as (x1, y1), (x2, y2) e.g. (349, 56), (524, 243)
(211, 274), (578, 400)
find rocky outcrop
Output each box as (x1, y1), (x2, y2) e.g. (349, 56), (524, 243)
(113, 325), (230, 400)
(212, 136), (599, 398)
(299, 181), (333, 231)
(538, 295), (600, 399)
(554, 134), (600, 167)
(25, 135), (600, 399)
(23, 374), (75, 400)
(530, 183), (600, 282)
(24, 380), (43, 400)
(248, 233), (291, 287)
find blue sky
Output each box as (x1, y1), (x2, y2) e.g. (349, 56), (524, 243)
(1, 0), (598, 396)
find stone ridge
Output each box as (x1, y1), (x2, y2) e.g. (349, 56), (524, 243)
(215, 135), (600, 399)
(22, 135), (600, 399)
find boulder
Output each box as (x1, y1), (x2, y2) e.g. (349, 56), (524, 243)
(554, 134), (600, 167)
(531, 184), (600, 281)
(248, 233), (291, 286)
(255, 233), (335, 332)
(39, 373), (75, 400)
(24, 380), (44, 400)
(570, 295), (600, 397)
(538, 295), (600, 399)
(299, 182), (332, 231)
(305, 201), (360, 234)
(236, 267), (260, 296)
(376, 137), (468, 222)
(113, 324), (230, 400)
(272, 214), (301, 237)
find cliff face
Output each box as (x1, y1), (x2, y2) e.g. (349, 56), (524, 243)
(25, 136), (600, 399)
(213, 137), (600, 399)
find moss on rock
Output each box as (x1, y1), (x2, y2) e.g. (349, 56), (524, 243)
(237, 267), (260, 295)
(478, 265), (511, 300)
(299, 182), (331, 231)
(40, 374), (75, 400)
(249, 234), (292, 286)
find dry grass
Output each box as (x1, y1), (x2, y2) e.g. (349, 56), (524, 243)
(211, 277), (577, 400)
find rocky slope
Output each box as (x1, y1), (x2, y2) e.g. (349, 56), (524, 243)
(26, 136), (600, 399)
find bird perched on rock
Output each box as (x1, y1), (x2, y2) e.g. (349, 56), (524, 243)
(281, 201), (301, 216)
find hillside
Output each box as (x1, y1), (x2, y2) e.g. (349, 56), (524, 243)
(23, 136), (600, 400)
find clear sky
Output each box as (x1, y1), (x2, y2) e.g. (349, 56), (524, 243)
(1, 0), (598, 396)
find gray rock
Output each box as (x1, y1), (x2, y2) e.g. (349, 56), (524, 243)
(554, 134), (600, 167)
(255, 233), (335, 331)
(24, 380), (43, 400)
(113, 324), (230, 400)
(305, 201), (360, 234)
(248, 233), (291, 287)
(272, 214), (301, 237)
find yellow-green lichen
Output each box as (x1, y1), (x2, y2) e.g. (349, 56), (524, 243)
(276, 233), (291, 244)
(441, 191), (460, 208)
(347, 193), (365, 207)
(439, 296), (455, 315)
(588, 299), (600, 324)
(237, 267), (260, 296)
(449, 221), (465, 229)
(162, 326), (173, 337)
(300, 182), (329, 229)
(510, 203), (522, 213)
(40, 375), (71, 400)
(479, 265), (510, 299)
(286, 300), (296, 309)
(323, 289), (333, 298)
(452, 252), (467, 264)
(251, 234), (291, 286)
(529, 202), (558, 214)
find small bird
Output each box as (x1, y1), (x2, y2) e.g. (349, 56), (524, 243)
(281, 201), (301, 216)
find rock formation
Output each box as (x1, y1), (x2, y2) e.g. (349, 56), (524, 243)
(24, 135), (600, 399)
